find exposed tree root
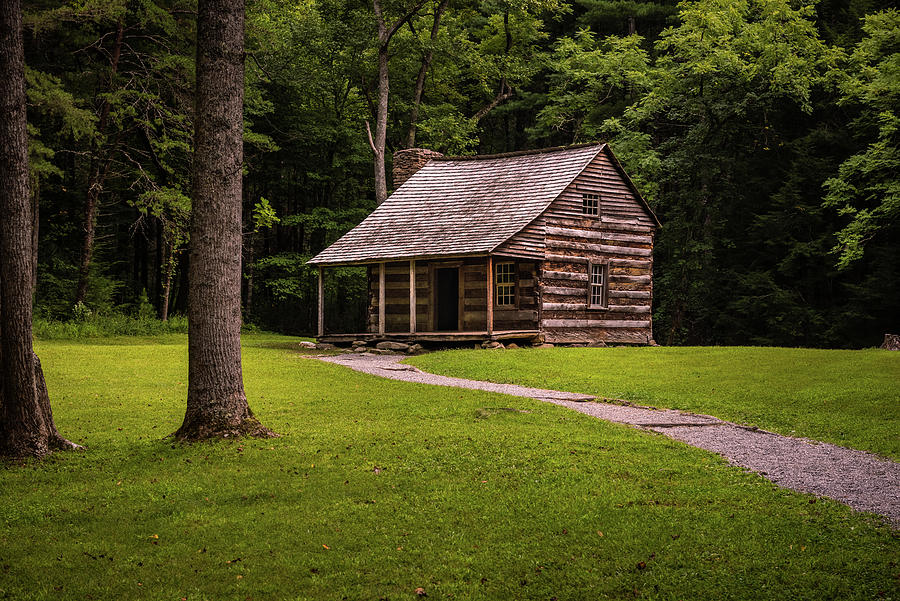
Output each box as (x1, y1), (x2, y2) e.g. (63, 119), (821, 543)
(0, 354), (83, 459)
(172, 409), (278, 442)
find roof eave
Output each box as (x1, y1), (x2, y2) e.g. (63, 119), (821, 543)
(602, 146), (661, 228)
(308, 250), (493, 267)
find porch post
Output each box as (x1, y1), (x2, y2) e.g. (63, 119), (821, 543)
(409, 259), (416, 334)
(317, 266), (324, 338)
(378, 262), (386, 336)
(486, 255), (494, 336)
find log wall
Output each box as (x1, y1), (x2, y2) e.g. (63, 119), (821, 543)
(367, 262), (429, 333)
(367, 258), (540, 333)
(538, 149), (656, 344)
(460, 259), (539, 331)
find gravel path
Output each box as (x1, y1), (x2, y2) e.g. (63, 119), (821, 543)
(318, 352), (900, 526)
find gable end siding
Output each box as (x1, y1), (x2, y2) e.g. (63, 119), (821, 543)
(538, 150), (656, 344)
(544, 149), (655, 224)
(493, 216), (546, 259)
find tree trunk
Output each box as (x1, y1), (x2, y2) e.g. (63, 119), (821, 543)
(369, 0), (427, 204)
(372, 37), (389, 204)
(175, 0), (273, 440)
(74, 20), (124, 306)
(0, 0), (78, 457)
(244, 233), (255, 321)
(405, 0), (449, 148)
(160, 241), (173, 322)
(30, 178), (39, 287)
(471, 10), (514, 124)
(154, 219), (163, 309)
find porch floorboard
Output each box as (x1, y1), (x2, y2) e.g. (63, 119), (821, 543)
(318, 330), (541, 344)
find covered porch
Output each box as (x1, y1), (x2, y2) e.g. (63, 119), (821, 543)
(315, 255), (540, 343)
(317, 330), (541, 345)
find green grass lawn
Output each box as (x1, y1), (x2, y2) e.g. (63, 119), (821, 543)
(1, 335), (896, 600)
(407, 346), (900, 460)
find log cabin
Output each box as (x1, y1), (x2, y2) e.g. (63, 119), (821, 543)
(308, 142), (661, 345)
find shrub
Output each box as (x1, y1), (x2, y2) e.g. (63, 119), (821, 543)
(33, 313), (189, 339)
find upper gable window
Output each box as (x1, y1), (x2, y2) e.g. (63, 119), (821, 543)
(582, 192), (599, 216)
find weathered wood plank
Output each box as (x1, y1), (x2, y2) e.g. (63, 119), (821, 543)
(541, 270), (588, 282)
(543, 328), (651, 344)
(550, 239), (652, 256)
(467, 310), (538, 322)
(610, 274), (652, 284)
(486, 256), (493, 335)
(409, 260), (416, 333)
(383, 280), (431, 290)
(608, 289), (651, 299)
(317, 266), (324, 337)
(547, 218), (653, 234)
(541, 286), (585, 296)
(608, 304), (651, 314)
(378, 262), (386, 336)
(542, 319), (651, 328)
(545, 226), (652, 244)
(543, 302), (587, 311)
(545, 253), (588, 264)
(385, 304), (429, 315)
(609, 259), (651, 269)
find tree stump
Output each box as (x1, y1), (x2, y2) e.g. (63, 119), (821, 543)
(881, 334), (900, 351)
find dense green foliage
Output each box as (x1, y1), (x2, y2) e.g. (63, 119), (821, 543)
(0, 335), (893, 598)
(33, 313), (189, 339)
(22, 0), (899, 346)
(408, 345), (900, 458)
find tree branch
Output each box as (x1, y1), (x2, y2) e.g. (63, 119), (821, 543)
(365, 120), (377, 154)
(472, 79), (513, 123)
(384, 0), (429, 43)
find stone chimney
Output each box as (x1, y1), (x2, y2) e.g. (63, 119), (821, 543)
(392, 148), (444, 189)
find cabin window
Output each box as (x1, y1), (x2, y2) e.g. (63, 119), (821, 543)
(495, 262), (516, 306)
(582, 192), (600, 216)
(588, 262), (608, 308)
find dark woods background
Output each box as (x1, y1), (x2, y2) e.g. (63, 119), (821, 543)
(22, 0), (899, 347)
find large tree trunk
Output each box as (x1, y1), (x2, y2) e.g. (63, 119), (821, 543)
(175, 0), (273, 440)
(30, 178), (39, 286)
(0, 0), (78, 457)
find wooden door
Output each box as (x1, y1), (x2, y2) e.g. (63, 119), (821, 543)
(435, 267), (459, 331)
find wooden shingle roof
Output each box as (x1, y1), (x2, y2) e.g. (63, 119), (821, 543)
(309, 143), (637, 265)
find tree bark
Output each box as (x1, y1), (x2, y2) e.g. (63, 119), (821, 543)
(471, 10), (513, 124)
(372, 0), (390, 204)
(0, 0), (78, 457)
(30, 178), (39, 287)
(243, 232), (255, 321)
(175, 0), (273, 440)
(160, 241), (173, 322)
(74, 20), (124, 306)
(405, 0), (449, 148)
(370, 0), (427, 204)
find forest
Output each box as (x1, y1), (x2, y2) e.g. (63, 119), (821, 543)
(20, 0), (899, 348)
